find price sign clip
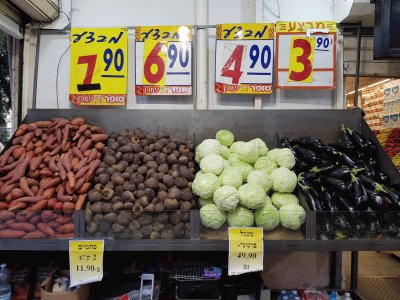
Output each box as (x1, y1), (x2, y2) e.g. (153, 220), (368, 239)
(306, 28), (329, 37)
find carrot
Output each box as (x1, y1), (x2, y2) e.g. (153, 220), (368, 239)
(57, 184), (72, 202)
(53, 202), (63, 211)
(80, 139), (92, 153)
(73, 157), (88, 172)
(10, 222), (36, 232)
(12, 147), (26, 160)
(75, 176), (86, 191)
(71, 117), (85, 126)
(0, 159), (20, 174)
(34, 120), (51, 128)
(39, 168), (52, 177)
(27, 122), (37, 132)
(29, 156), (43, 171)
(0, 202), (9, 210)
(61, 124), (70, 151)
(47, 198), (57, 209)
(63, 202), (75, 214)
(0, 183), (19, 195)
(91, 134), (108, 143)
(49, 145), (61, 156)
(20, 177), (34, 197)
(59, 166), (67, 180)
(0, 211), (14, 221)
(10, 188), (24, 200)
(75, 166), (89, 179)
(77, 135), (85, 148)
(65, 181), (74, 195)
(31, 185), (39, 194)
(55, 127), (62, 144)
(75, 193), (87, 210)
(41, 177), (61, 189)
(23, 230), (47, 239)
(15, 195), (47, 204)
(15, 124), (28, 136)
(28, 169), (40, 180)
(94, 142), (105, 151)
(0, 229), (26, 238)
(21, 132), (35, 147)
(83, 130), (92, 138)
(87, 148), (97, 163)
(27, 199), (48, 211)
(48, 155), (59, 172)
(62, 152), (72, 172)
(42, 135), (57, 150)
(43, 187), (55, 199)
(37, 223), (55, 236)
(34, 140), (44, 148)
(57, 223), (74, 234)
(34, 128), (43, 137)
(72, 147), (84, 160)
(71, 157), (79, 168)
(26, 178), (39, 186)
(86, 159), (101, 182)
(0, 145), (19, 167)
(77, 124), (88, 134)
(1, 152), (34, 184)
(8, 201), (27, 211)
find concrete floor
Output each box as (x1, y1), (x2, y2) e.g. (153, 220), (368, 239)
(343, 251), (400, 299)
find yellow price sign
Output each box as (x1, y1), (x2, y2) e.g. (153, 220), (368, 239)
(288, 36), (315, 83)
(69, 28), (128, 106)
(228, 227), (263, 276)
(69, 240), (104, 287)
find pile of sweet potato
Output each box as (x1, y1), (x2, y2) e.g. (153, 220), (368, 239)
(0, 117), (107, 239)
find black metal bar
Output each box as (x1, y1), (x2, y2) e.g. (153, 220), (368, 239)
(331, 252), (342, 289)
(17, 39), (23, 126)
(354, 22), (362, 108)
(351, 251), (359, 291)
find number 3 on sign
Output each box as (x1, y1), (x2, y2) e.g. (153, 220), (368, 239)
(288, 37), (315, 83)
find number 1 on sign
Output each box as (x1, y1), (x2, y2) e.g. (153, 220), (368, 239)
(288, 36), (315, 83)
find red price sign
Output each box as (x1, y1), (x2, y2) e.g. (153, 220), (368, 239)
(275, 21), (336, 89)
(135, 26), (192, 96)
(215, 23), (275, 94)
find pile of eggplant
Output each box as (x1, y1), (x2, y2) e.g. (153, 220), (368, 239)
(281, 125), (400, 240)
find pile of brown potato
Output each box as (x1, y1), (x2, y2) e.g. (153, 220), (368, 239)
(85, 128), (196, 239)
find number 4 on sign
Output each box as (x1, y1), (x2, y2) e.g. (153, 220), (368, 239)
(221, 45), (244, 84)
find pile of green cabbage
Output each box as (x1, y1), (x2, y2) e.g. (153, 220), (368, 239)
(194, 130), (306, 231)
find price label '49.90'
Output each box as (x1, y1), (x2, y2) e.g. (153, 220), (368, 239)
(135, 26), (192, 96)
(69, 28), (128, 105)
(215, 23), (275, 94)
(228, 227), (263, 276)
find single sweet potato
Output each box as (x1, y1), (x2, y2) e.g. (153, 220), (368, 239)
(0, 229), (26, 238)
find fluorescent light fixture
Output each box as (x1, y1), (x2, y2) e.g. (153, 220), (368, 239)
(0, 11), (22, 39)
(346, 78), (391, 95)
(10, 0), (59, 22)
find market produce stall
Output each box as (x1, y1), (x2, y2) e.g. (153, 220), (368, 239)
(0, 108), (398, 252)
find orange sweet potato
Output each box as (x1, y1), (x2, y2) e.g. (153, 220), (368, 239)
(0, 229), (26, 238)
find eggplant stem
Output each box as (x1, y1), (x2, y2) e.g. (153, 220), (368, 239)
(351, 167), (365, 175)
(346, 127), (354, 135)
(374, 183), (386, 194)
(350, 173), (357, 182)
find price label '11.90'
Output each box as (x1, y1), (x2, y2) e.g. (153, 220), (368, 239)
(135, 26), (192, 96)
(228, 227), (263, 276)
(69, 28), (128, 105)
(69, 240), (104, 287)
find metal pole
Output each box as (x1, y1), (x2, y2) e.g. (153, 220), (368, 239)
(353, 22), (362, 108)
(350, 251), (359, 291)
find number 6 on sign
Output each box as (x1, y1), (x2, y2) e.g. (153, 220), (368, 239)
(142, 40), (167, 85)
(288, 36), (315, 83)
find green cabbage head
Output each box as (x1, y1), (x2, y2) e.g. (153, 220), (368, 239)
(274, 148), (296, 170)
(220, 145), (230, 159)
(227, 206), (254, 227)
(231, 161), (253, 181)
(200, 154), (225, 175)
(200, 204), (226, 229)
(198, 198), (213, 207)
(271, 192), (299, 209)
(216, 130), (235, 147)
(192, 173), (221, 199)
(228, 153), (240, 164)
(195, 139), (221, 163)
(247, 170), (272, 192)
(238, 141), (260, 164)
(279, 203), (306, 230)
(213, 185), (239, 212)
(255, 203), (280, 230)
(229, 141), (245, 153)
(254, 156), (278, 174)
(266, 148), (280, 161)
(271, 167), (297, 193)
(238, 183), (267, 209)
(250, 138), (269, 156)
(219, 168), (243, 189)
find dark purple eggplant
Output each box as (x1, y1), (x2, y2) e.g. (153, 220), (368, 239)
(321, 145), (341, 161)
(329, 142), (358, 158)
(310, 164), (336, 174)
(375, 169), (390, 185)
(350, 173), (368, 210)
(366, 190), (394, 211)
(359, 174), (400, 210)
(298, 173), (323, 211)
(321, 188), (337, 211)
(356, 160), (376, 178)
(340, 153), (359, 168)
(294, 160), (311, 173)
(324, 166), (351, 178)
(294, 145), (321, 165)
(345, 127), (369, 151)
(333, 192), (355, 212)
(291, 136), (325, 152)
(280, 137), (297, 155)
(340, 124), (352, 143)
(321, 176), (352, 195)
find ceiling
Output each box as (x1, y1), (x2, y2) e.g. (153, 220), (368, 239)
(345, 76), (387, 94)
